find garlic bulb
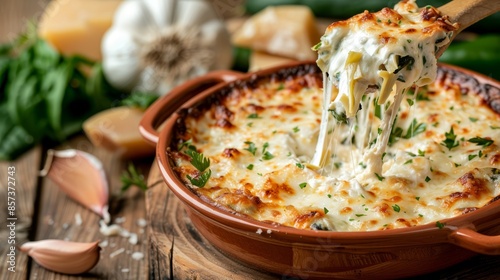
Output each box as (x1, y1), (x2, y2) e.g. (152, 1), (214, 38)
(102, 0), (233, 95)
(20, 240), (100, 275)
(40, 149), (109, 217)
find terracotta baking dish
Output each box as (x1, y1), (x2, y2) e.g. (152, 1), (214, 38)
(140, 61), (500, 279)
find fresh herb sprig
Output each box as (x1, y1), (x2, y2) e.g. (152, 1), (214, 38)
(179, 140), (211, 187)
(441, 127), (460, 150)
(121, 163), (148, 192)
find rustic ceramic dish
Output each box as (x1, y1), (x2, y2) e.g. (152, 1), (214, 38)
(140, 61), (500, 279)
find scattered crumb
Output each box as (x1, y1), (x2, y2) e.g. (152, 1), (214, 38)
(132, 252), (144, 261)
(267, 229), (272, 234)
(75, 213), (82, 226)
(99, 220), (123, 236)
(62, 223), (69, 229)
(256, 228), (262, 234)
(99, 240), (109, 248)
(129, 233), (138, 245)
(110, 248), (125, 258)
(115, 217), (126, 224)
(102, 206), (111, 224)
(121, 268), (130, 273)
(136, 218), (147, 228)
(119, 229), (131, 238)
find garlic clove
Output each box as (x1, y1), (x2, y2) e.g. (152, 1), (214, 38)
(40, 149), (109, 216)
(20, 240), (101, 275)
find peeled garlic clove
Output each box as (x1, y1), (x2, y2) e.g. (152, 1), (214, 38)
(20, 240), (100, 275)
(40, 149), (109, 216)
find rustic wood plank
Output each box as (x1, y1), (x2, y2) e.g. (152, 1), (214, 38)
(29, 135), (149, 279)
(1, 147), (41, 279)
(146, 160), (277, 279)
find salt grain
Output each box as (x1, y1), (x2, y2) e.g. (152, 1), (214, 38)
(256, 228), (262, 234)
(136, 218), (147, 227)
(99, 220), (123, 236)
(267, 229), (272, 234)
(121, 268), (130, 273)
(110, 248), (125, 258)
(99, 240), (109, 248)
(115, 217), (126, 224)
(129, 233), (138, 245)
(102, 206), (111, 224)
(75, 213), (82, 226)
(132, 252), (144, 261)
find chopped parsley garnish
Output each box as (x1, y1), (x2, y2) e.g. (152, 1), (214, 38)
(277, 83), (285, 90)
(403, 119), (426, 139)
(355, 214), (366, 217)
(262, 151), (274, 160)
(491, 126), (500, 130)
(418, 149), (426, 157)
(324, 207), (329, 214)
(247, 122), (253, 127)
(187, 170), (211, 188)
(262, 142), (269, 153)
(440, 127), (459, 151)
(467, 136), (494, 147)
(299, 182), (307, 189)
(244, 141), (257, 155)
(407, 98), (414, 106)
(468, 154), (477, 161)
(392, 204), (401, 212)
(185, 149), (210, 172)
(375, 173), (385, 181)
(415, 196), (420, 201)
(329, 108), (348, 124)
(327, 194), (332, 198)
(293, 126), (300, 133)
(404, 159), (413, 165)
(312, 42), (322, 51)
(178, 139), (195, 151)
(359, 162), (367, 169)
(407, 152), (417, 157)
(469, 117), (478, 122)
(425, 176), (431, 182)
(296, 162), (304, 169)
(246, 164), (254, 170)
(436, 221), (445, 229)
(247, 113), (260, 119)
(334, 162), (342, 169)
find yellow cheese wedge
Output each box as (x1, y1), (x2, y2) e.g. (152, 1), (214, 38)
(249, 51), (296, 72)
(232, 5), (320, 61)
(38, 0), (122, 61)
(83, 107), (155, 159)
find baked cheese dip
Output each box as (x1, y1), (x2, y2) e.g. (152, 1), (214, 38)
(169, 2), (500, 232)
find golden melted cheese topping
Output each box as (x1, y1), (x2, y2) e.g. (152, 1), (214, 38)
(170, 67), (500, 232)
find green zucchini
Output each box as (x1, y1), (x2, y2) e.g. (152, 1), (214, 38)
(439, 34), (500, 81)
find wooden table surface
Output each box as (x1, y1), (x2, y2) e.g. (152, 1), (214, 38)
(2, 1), (500, 280)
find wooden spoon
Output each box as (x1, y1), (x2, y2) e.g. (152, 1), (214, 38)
(436, 0), (500, 57)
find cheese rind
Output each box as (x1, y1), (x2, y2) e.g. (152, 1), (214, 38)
(38, 0), (122, 61)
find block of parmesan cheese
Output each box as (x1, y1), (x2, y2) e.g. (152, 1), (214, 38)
(232, 5), (320, 61)
(249, 51), (296, 72)
(38, 0), (122, 61)
(83, 106), (155, 159)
